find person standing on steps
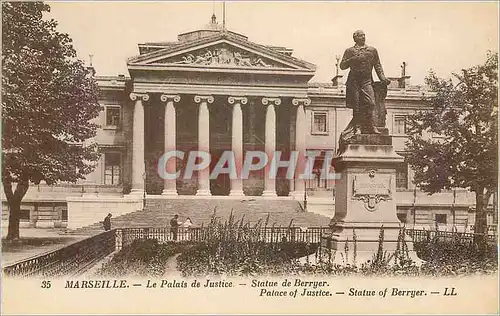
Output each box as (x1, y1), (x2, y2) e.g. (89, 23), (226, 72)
(170, 214), (180, 241)
(103, 213), (112, 231)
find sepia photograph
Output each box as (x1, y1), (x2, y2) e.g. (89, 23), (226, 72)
(1, 1), (498, 315)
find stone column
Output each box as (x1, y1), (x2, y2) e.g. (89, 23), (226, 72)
(291, 98), (311, 198)
(129, 93), (149, 195)
(228, 96), (247, 196)
(261, 97), (281, 197)
(194, 95), (214, 196)
(160, 94), (181, 196)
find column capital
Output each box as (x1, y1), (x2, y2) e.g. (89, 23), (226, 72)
(262, 97), (281, 106)
(228, 96), (248, 105)
(160, 94), (181, 103)
(194, 95), (214, 104)
(129, 92), (149, 102)
(292, 98), (311, 106)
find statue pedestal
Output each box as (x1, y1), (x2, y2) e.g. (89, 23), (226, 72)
(321, 134), (421, 265)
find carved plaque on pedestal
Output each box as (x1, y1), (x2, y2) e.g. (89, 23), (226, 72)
(352, 170), (392, 211)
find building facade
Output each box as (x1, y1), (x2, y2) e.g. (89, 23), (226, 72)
(2, 18), (496, 232)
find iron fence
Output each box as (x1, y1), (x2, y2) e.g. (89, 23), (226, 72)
(4, 226), (497, 278)
(3, 226), (329, 278)
(406, 229), (497, 244)
(119, 226), (330, 248)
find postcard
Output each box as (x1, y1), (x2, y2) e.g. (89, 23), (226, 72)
(2, 1), (498, 315)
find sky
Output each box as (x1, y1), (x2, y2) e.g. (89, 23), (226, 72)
(47, 1), (499, 85)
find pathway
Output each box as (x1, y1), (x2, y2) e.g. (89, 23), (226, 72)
(163, 253), (183, 277)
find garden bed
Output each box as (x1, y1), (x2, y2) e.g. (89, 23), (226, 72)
(177, 241), (317, 277)
(415, 239), (498, 276)
(94, 215), (498, 277)
(94, 237), (497, 277)
(292, 234), (498, 277)
(95, 239), (195, 277)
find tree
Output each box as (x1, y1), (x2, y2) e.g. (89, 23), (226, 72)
(2, 2), (101, 240)
(406, 52), (498, 236)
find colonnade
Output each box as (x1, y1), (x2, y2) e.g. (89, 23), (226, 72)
(129, 92), (310, 197)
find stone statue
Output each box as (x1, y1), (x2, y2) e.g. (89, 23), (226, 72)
(338, 30), (391, 153)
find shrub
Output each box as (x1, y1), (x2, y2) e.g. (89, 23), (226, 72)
(177, 240), (317, 277)
(97, 217), (497, 277)
(415, 238), (497, 276)
(95, 239), (192, 277)
(176, 211), (317, 276)
(296, 227), (496, 277)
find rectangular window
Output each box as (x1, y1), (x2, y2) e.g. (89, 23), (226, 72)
(394, 115), (407, 135)
(312, 112), (328, 135)
(20, 209), (30, 220)
(435, 214), (447, 224)
(61, 209), (68, 221)
(396, 160), (408, 189)
(397, 213), (407, 223)
(105, 106), (121, 127)
(104, 153), (121, 185)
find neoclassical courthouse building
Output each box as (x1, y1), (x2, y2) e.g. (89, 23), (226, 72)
(2, 17), (496, 232)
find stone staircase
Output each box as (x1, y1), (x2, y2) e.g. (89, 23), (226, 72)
(304, 189), (335, 218)
(307, 199), (335, 218)
(68, 198), (332, 235)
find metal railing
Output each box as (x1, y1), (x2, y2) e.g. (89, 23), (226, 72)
(4, 226), (497, 278)
(119, 226), (330, 248)
(406, 229), (497, 244)
(3, 229), (116, 278)
(3, 226), (329, 278)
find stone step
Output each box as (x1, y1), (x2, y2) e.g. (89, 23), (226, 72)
(69, 198), (332, 235)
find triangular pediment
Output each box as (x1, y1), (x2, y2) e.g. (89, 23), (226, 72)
(152, 42), (295, 69)
(127, 33), (316, 72)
